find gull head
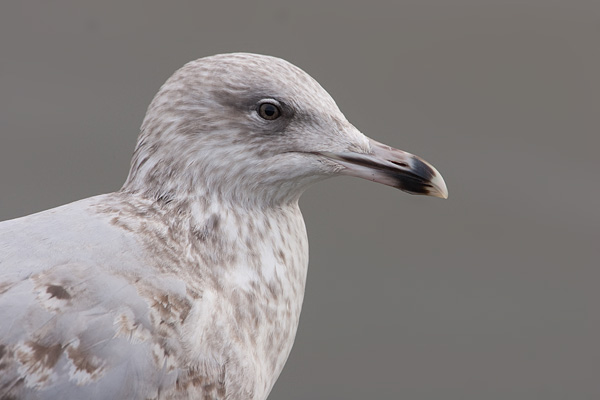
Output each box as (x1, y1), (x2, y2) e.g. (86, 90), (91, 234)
(123, 53), (448, 205)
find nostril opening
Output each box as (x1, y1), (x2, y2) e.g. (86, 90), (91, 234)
(390, 161), (408, 168)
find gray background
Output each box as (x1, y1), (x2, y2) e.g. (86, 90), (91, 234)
(1, 1), (599, 399)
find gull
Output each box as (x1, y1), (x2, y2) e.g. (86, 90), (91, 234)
(0, 53), (447, 400)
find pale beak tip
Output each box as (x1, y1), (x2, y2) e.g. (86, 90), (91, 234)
(429, 169), (448, 199)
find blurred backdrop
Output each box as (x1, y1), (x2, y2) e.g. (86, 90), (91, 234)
(1, 1), (599, 399)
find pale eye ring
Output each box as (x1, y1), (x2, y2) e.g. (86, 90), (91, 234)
(258, 102), (281, 120)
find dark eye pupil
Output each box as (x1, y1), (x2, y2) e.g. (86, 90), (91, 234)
(259, 103), (281, 120)
(263, 105), (276, 116)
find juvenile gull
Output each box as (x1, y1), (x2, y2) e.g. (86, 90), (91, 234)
(0, 53), (447, 399)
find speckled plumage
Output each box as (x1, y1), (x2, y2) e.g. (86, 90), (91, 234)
(0, 53), (447, 399)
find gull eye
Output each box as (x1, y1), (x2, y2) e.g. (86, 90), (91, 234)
(258, 102), (281, 120)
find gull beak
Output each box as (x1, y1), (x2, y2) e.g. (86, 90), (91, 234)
(320, 138), (448, 199)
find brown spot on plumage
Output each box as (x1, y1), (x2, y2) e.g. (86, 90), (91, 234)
(19, 342), (62, 370)
(174, 367), (229, 400)
(0, 344), (9, 372)
(149, 292), (192, 325)
(46, 284), (71, 300)
(65, 343), (106, 382)
(276, 248), (287, 263)
(0, 281), (16, 295)
(14, 341), (63, 386)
